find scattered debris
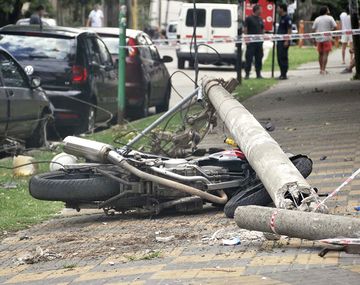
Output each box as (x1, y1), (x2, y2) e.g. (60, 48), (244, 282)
(320, 155), (327, 161)
(201, 268), (236, 273)
(222, 237), (241, 246)
(108, 261), (115, 266)
(155, 235), (175, 243)
(13, 155), (37, 176)
(15, 246), (62, 265)
(0, 182), (18, 189)
(354, 206), (360, 211)
(344, 157), (354, 162)
(318, 238), (360, 257)
(313, 87), (324, 93)
(19, 235), (30, 241)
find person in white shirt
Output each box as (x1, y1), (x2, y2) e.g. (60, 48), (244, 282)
(312, 6), (337, 75)
(287, 0), (296, 20)
(87, 4), (104, 27)
(339, 10), (353, 64)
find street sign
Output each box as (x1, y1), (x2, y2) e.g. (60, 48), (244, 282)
(244, 0), (275, 32)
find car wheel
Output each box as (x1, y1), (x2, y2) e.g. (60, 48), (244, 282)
(189, 59), (195, 69)
(79, 106), (96, 134)
(26, 113), (49, 148)
(177, 57), (185, 69)
(156, 84), (170, 114)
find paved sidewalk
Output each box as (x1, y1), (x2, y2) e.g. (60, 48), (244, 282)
(1, 49), (360, 285)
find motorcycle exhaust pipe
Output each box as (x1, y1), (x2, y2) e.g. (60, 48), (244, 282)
(63, 136), (114, 163)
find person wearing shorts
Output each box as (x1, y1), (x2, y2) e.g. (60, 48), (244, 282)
(340, 10), (353, 64)
(312, 6), (337, 74)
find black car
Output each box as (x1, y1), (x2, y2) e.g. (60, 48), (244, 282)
(0, 25), (118, 135)
(84, 27), (173, 118)
(0, 48), (52, 148)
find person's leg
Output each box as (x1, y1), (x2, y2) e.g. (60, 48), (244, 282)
(342, 42), (347, 64)
(323, 51), (329, 72)
(317, 42), (323, 73)
(276, 43), (282, 74)
(255, 43), (264, 78)
(277, 42), (285, 77)
(245, 44), (254, 78)
(283, 44), (289, 77)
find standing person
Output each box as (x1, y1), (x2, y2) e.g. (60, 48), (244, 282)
(277, 4), (292, 80)
(340, 9), (353, 64)
(244, 4), (264, 79)
(29, 5), (45, 26)
(287, 0), (296, 21)
(312, 6), (337, 75)
(86, 4), (104, 27)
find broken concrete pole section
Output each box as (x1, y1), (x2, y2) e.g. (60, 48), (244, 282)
(202, 77), (324, 212)
(235, 206), (360, 240)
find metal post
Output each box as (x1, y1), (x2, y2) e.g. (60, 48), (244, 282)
(165, 0), (170, 28)
(158, 0), (162, 29)
(349, 0), (360, 80)
(235, 206), (360, 240)
(237, 0), (243, 84)
(118, 1), (127, 123)
(271, 1), (277, 78)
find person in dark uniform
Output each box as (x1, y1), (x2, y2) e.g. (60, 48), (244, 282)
(29, 5), (45, 26)
(244, 4), (264, 79)
(277, 4), (292, 80)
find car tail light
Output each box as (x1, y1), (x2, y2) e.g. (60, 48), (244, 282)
(71, 65), (87, 83)
(127, 38), (138, 57)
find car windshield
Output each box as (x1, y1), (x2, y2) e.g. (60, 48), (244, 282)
(0, 34), (73, 60)
(100, 37), (118, 54)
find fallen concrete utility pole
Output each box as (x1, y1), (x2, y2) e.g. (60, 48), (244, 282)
(234, 206), (360, 240)
(202, 77), (325, 212)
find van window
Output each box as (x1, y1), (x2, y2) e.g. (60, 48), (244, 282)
(168, 24), (177, 33)
(211, 9), (231, 28)
(186, 9), (206, 27)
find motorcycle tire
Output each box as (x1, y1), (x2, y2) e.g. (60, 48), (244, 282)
(224, 155), (313, 218)
(29, 171), (120, 202)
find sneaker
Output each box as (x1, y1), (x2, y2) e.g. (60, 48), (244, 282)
(340, 68), (352, 74)
(278, 75), (288, 80)
(244, 74), (250, 80)
(256, 75), (264, 79)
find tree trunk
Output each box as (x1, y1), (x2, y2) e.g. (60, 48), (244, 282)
(297, 0), (313, 21)
(350, 0), (360, 80)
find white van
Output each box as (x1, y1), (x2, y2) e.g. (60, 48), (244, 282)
(176, 3), (238, 69)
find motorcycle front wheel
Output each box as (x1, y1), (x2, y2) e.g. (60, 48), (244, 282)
(29, 170), (120, 202)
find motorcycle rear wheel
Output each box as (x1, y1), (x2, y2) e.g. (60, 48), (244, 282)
(29, 170), (120, 202)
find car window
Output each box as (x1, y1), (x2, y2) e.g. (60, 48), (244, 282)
(186, 9), (206, 27)
(211, 9), (231, 28)
(137, 36), (151, 60)
(0, 34), (73, 60)
(143, 35), (160, 61)
(96, 38), (112, 65)
(168, 24), (177, 33)
(0, 52), (28, 88)
(85, 37), (101, 64)
(101, 37), (118, 54)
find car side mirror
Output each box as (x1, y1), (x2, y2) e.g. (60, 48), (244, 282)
(30, 76), (41, 89)
(161, 55), (173, 63)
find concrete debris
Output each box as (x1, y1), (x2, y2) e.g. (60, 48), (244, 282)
(222, 237), (241, 246)
(15, 246), (62, 265)
(234, 206), (360, 240)
(155, 235), (175, 243)
(320, 155), (327, 161)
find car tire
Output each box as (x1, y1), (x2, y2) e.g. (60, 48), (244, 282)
(178, 58), (185, 69)
(29, 170), (120, 202)
(156, 84), (170, 114)
(189, 59), (195, 69)
(223, 155), (313, 218)
(26, 113), (49, 148)
(79, 105), (96, 134)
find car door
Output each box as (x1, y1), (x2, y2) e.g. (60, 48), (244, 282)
(137, 35), (156, 102)
(210, 7), (237, 55)
(95, 37), (117, 116)
(0, 51), (38, 139)
(144, 34), (163, 104)
(84, 36), (108, 122)
(0, 82), (9, 138)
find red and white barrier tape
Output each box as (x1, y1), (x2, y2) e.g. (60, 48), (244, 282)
(269, 210), (279, 235)
(315, 167), (360, 210)
(121, 29), (360, 48)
